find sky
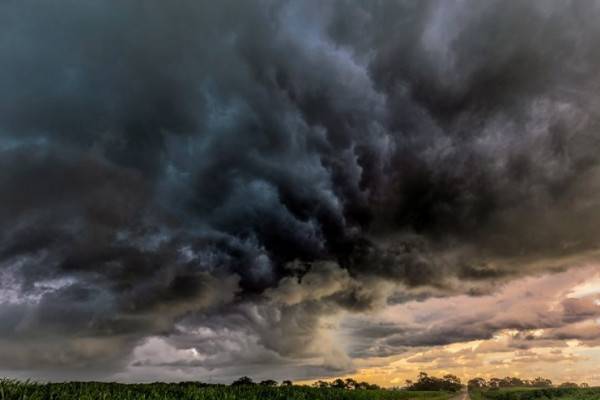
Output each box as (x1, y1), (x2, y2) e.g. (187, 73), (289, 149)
(2, 0), (600, 387)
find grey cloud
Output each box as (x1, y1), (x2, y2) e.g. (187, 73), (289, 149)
(2, 0), (600, 379)
(343, 270), (600, 359)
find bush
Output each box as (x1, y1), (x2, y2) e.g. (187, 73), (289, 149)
(231, 376), (255, 386)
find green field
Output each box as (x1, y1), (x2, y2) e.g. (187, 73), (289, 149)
(0, 380), (454, 400)
(470, 387), (600, 400)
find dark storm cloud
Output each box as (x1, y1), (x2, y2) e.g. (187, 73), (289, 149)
(2, 0), (600, 378)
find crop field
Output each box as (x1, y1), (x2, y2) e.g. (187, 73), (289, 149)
(0, 380), (454, 400)
(469, 387), (600, 400)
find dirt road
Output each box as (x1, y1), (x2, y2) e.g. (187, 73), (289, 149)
(451, 389), (470, 400)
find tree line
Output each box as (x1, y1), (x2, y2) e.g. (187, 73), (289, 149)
(231, 377), (293, 387)
(404, 372), (463, 392)
(467, 376), (589, 389)
(230, 377), (381, 390)
(231, 373), (461, 391)
(228, 373), (590, 392)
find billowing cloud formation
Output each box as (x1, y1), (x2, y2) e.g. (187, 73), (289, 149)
(2, 0), (600, 381)
(339, 266), (600, 386)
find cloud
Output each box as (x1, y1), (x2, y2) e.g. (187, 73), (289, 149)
(343, 265), (600, 361)
(2, 0), (600, 380)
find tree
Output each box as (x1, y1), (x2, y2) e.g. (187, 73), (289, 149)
(506, 377), (524, 387)
(336, 380), (381, 390)
(405, 372), (462, 392)
(281, 380), (293, 387)
(331, 378), (347, 389)
(469, 376), (559, 390)
(231, 376), (255, 386)
(444, 375), (461, 386)
(531, 377), (552, 388)
(441, 375), (462, 392)
(468, 378), (487, 389)
(259, 379), (278, 387)
(345, 378), (358, 390)
(488, 378), (502, 388)
(559, 382), (579, 388)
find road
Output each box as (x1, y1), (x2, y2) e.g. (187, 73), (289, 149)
(451, 389), (470, 400)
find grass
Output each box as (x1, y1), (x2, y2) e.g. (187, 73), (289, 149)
(0, 380), (455, 400)
(469, 387), (600, 400)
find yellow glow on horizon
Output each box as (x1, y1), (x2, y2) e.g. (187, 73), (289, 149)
(294, 336), (600, 388)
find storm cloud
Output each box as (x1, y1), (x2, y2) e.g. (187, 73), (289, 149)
(2, 0), (600, 381)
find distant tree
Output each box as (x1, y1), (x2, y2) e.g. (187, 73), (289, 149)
(442, 375), (462, 392)
(331, 379), (347, 389)
(508, 377), (524, 387)
(488, 378), (502, 388)
(345, 378), (358, 390)
(352, 381), (380, 390)
(231, 376), (255, 386)
(444, 375), (461, 387)
(259, 379), (278, 387)
(480, 376), (558, 389)
(310, 379), (380, 391)
(559, 382), (579, 388)
(581, 383), (590, 388)
(531, 377), (552, 388)
(406, 372), (462, 392)
(281, 380), (293, 387)
(493, 377), (525, 387)
(468, 378), (487, 389)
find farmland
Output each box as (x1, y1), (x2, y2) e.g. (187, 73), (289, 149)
(469, 387), (600, 400)
(0, 380), (454, 400)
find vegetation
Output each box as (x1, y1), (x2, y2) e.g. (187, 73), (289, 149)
(405, 372), (462, 392)
(469, 387), (600, 400)
(9, 373), (596, 400)
(467, 377), (597, 400)
(0, 379), (454, 400)
(468, 377), (555, 390)
(312, 377), (382, 390)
